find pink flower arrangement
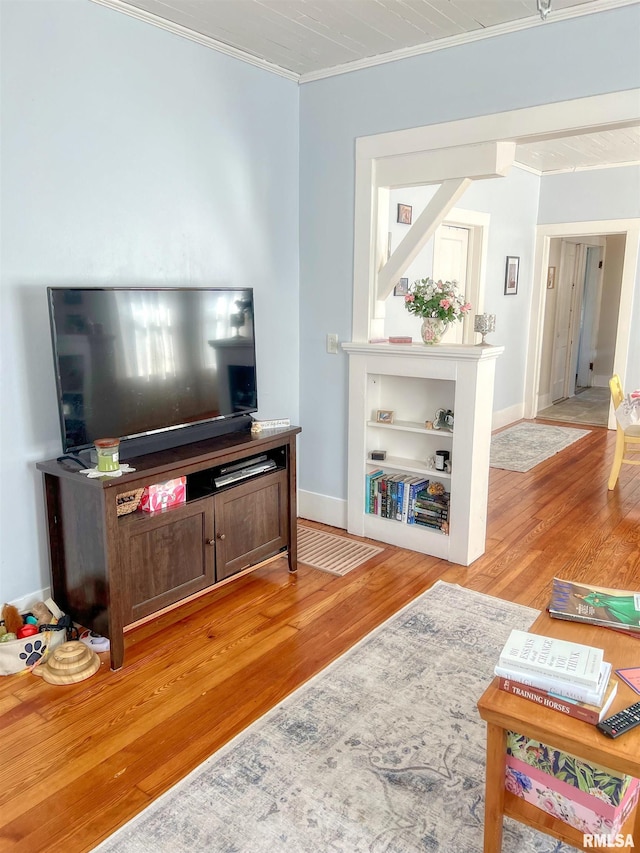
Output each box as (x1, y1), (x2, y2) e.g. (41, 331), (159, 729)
(403, 278), (472, 324)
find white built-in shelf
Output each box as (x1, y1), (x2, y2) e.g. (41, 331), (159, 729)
(343, 341), (503, 566)
(367, 455), (452, 479)
(367, 419), (454, 437)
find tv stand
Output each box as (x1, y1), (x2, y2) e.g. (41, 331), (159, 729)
(36, 425), (301, 671)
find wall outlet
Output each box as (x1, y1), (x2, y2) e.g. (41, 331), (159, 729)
(327, 333), (338, 354)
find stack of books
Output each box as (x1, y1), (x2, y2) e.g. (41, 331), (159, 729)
(412, 487), (449, 531)
(495, 629), (618, 724)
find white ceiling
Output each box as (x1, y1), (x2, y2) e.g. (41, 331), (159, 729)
(92, 0), (640, 173)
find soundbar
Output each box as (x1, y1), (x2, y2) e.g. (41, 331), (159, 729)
(214, 458), (277, 488)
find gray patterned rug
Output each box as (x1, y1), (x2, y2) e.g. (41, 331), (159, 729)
(93, 582), (577, 853)
(490, 422), (590, 472)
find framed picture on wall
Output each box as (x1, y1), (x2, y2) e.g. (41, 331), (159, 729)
(397, 203), (412, 225)
(394, 277), (409, 296)
(547, 266), (556, 289)
(504, 255), (520, 295)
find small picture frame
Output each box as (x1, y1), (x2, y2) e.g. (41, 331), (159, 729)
(397, 203), (412, 225)
(504, 255), (520, 295)
(376, 409), (394, 424)
(394, 277), (409, 296)
(547, 266), (556, 289)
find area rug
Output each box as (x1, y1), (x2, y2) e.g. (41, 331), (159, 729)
(297, 524), (384, 575)
(490, 422), (590, 472)
(93, 582), (578, 853)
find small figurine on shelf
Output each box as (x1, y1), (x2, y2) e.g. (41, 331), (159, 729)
(433, 408), (454, 431)
(427, 481), (446, 496)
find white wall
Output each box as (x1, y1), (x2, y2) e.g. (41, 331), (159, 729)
(0, 0), (300, 602)
(595, 235), (627, 385)
(298, 4), (640, 508)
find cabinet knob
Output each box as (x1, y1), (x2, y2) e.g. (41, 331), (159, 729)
(216, 532), (226, 541)
(206, 538), (215, 546)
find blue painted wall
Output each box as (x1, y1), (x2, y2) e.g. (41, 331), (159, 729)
(2, 1), (639, 600)
(0, 0), (299, 601)
(298, 5), (640, 503)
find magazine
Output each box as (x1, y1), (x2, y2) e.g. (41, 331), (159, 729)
(548, 577), (640, 634)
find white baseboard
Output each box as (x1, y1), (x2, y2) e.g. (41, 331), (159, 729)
(536, 392), (552, 411)
(10, 586), (52, 613)
(492, 402), (525, 431)
(298, 490), (348, 530)
(592, 375), (610, 388)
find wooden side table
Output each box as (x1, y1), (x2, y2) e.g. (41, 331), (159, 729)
(477, 612), (640, 851)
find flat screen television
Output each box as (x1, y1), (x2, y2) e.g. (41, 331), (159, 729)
(47, 287), (258, 457)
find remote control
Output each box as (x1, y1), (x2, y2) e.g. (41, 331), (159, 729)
(596, 701), (640, 738)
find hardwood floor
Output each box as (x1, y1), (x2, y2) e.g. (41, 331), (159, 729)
(1, 421), (638, 852)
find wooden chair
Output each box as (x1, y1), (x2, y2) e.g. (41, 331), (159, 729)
(608, 374), (640, 489)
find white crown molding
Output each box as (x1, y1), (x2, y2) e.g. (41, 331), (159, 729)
(299, 0), (638, 83)
(90, 0), (637, 85)
(88, 0), (300, 82)
(514, 158), (640, 176)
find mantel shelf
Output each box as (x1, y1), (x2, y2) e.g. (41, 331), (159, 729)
(343, 341), (504, 361)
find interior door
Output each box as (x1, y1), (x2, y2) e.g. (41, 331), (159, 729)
(576, 246), (604, 389)
(433, 224), (470, 345)
(550, 242), (577, 402)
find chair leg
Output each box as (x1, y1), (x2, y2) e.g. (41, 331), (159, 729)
(608, 430), (625, 490)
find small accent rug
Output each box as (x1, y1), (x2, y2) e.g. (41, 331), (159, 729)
(297, 524), (384, 575)
(93, 582), (578, 852)
(490, 422), (590, 472)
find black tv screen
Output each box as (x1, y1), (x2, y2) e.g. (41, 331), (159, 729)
(47, 287), (258, 453)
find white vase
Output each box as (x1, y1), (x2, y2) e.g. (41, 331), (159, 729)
(420, 317), (446, 345)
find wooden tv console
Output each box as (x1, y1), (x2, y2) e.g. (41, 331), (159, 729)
(36, 425), (301, 670)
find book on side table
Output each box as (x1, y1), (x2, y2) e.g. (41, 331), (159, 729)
(548, 577), (640, 634)
(497, 673), (618, 724)
(496, 629), (614, 724)
(498, 629), (604, 689)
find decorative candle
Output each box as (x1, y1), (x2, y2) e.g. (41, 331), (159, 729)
(94, 438), (120, 472)
(474, 314), (496, 346)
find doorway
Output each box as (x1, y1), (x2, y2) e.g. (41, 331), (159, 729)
(538, 236), (608, 426)
(526, 221), (638, 431)
(537, 236), (612, 427)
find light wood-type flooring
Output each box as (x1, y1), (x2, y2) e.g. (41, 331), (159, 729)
(1, 421), (638, 852)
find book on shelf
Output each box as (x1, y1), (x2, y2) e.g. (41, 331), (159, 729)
(388, 336), (413, 344)
(498, 629), (604, 689)
(365, 469), (384, 514)
(406, 479), (429, 524)
(400, 476), (423, 522)
(497, 674), (618, 724)
(494, 660), (612, 706)
(548, 577), (640, 634)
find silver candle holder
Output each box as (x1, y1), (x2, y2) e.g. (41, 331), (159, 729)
(474, 313), (496, 346)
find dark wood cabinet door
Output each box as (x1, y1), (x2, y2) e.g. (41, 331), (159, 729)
(214, 470), (288, 582)
(123, 499), (215, 623)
